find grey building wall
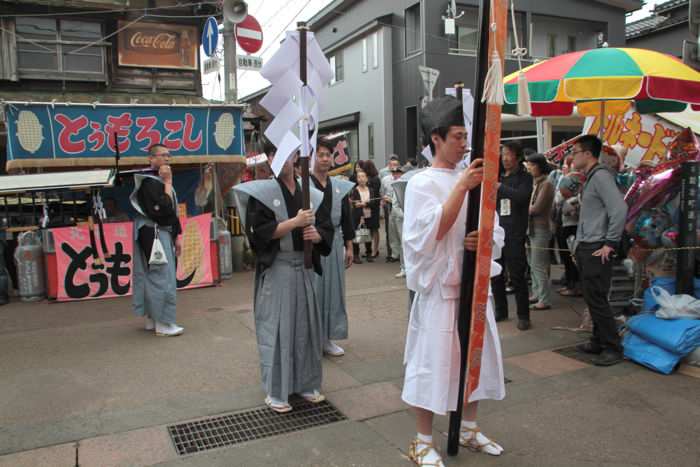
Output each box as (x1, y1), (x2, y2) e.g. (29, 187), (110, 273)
(627, 26), (693, 57)
(320, 25), (393, 165)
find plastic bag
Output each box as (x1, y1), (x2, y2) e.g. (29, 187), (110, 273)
(651, 286), (700, 320)
(149, 226), (168, 265)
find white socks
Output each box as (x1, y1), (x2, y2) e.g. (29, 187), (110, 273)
(460, 421), (504, 456)
(415, 433), (443, 465)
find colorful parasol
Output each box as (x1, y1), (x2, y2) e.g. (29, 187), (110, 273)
(503, 48), (700, 117)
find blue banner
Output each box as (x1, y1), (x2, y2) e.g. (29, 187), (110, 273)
(4, 103), (244, 167)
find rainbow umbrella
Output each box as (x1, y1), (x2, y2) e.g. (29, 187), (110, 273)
(503, 48), (700, 117)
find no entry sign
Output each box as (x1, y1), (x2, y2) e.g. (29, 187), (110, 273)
(235, 15), (263, 54)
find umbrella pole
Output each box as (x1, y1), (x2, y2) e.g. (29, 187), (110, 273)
(598, 101), (605, 138)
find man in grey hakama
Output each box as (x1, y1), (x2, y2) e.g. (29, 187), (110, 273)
(130, 144), (183, 337)
(311, 141), (355, 357)
(233, 154), (333, 413)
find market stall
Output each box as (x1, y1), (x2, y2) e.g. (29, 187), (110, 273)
(0, 102), (245, 303)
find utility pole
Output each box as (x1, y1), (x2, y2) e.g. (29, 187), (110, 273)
(223, 21), (238, 103)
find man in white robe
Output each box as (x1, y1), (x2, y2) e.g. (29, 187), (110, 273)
(401, 96), (506, 467)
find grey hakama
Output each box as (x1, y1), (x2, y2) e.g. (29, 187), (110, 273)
(233, 180), (326, 401)
(130, 174), (178, 325)
(313, 178), (355, 341)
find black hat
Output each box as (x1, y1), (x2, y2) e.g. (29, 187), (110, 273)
(420, 96), (463, 138)
(525, 153), (552, 174)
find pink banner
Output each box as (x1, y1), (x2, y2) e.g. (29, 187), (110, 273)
(52, 214), (213, 301)
(176, 213), (213, 290)
(54, 222), (133, 301)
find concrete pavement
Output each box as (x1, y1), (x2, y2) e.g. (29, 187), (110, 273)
(0, 257), (698, 466)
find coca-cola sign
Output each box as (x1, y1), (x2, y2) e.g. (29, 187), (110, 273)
(118, 21), (197, 70)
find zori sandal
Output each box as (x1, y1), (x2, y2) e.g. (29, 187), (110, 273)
(264, 396), (292, 414)
(408, 439), (445, 466)
(459, 426), (504, 456)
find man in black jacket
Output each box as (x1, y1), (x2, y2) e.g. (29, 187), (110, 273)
(491, 142), (533, 330)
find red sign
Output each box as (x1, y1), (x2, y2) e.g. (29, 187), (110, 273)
(235, 15), (263, 54)
(51, 214), (214, 302)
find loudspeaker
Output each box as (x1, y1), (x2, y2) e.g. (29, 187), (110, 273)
(223, 0), (248, 25)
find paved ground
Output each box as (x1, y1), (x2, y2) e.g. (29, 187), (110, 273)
(0, 251), (699, 466)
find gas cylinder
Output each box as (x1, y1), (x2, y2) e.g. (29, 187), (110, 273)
(14, 231), (46, 302)
(213, 217), (233, 280)
(0, 240), (9, 305)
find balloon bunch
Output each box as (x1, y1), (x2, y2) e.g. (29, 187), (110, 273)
(625, 128), (700, 229)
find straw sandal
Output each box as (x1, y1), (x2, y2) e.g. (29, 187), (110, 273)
(459, 427), (503, 456)
(408, 439), (445, 466)
(300, 390), (325, 403)
(264, 396), (292, 414)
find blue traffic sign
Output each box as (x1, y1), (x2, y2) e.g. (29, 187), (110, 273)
(202, 17), (219, 57)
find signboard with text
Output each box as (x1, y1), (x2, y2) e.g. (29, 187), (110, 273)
(237, 55), (262, 71)
(52, 214), (214, 302)
(4, 104), (243, 169)
(118, 21), (198, 70)
(583, 109), (682, 168)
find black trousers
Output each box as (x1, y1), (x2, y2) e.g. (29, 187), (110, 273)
(556, 225), (579, 290)
(383, 204), (392, 258)
(576, 243), (621, 352)
(492, 236), (530, 321)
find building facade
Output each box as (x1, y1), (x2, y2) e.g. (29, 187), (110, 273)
(0, 0), (220, 173)
(626, 0), (693, 58)
(303, 0), (642, 166)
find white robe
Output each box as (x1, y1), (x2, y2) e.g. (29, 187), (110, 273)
(401, 167), (506, 416)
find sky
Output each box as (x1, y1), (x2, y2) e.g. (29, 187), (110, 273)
(201, 0), (334, 102)
(202, 0), (663, 102)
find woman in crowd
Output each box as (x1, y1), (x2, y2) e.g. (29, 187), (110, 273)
(555, 173), (584, 297)
(526, 153), (555, 311)
(360, 160), (382, 258)
(350, 170), (379, 263)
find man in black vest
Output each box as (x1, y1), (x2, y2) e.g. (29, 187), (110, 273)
(491, 141), (533, 330)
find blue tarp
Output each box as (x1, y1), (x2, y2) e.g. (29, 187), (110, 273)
(626, 313), (700, 355)
(623, 332), (682, 375)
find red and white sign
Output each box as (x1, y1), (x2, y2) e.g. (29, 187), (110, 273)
(235, 15), (263, 54)
(51, 214), (214, 302)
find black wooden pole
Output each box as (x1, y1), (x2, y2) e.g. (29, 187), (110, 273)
(677, 160), (698, 294)
(447, 0), (491, 457)
(298, 22), (313, 269)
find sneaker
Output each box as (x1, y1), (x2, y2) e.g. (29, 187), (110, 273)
(323, 341), (345, 357)
(144, 316), (155, 331)
(395, 270), (406, 278)
(576, 341), (603, 355)
(592, 349), (623, 367)
(495, 314), (508, 322)
(155, 322), (184, 337)
(517, 319), (531, 331)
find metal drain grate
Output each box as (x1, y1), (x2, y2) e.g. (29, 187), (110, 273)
(552, 343), (597, 365)
(168, 397), (346, 455)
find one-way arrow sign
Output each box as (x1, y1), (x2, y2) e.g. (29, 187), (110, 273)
(202, 17), (219, 57)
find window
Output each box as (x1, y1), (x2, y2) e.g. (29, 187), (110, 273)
(372, 33), (379, 68)
(367, 123), (375, 159)
(362, 38), (368, 73)
(453, 7), (478, 55)
(405, 3), (421, 55)
(531, 15), (599, 59)
(14, 17), (106, 81)
(329, 51), (344, 84)
(507, 11), (526, 57)
(547, 34), (557, 58)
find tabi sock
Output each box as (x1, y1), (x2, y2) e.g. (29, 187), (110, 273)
(414, 433), (442, 465)
(460, 421), (504, 456)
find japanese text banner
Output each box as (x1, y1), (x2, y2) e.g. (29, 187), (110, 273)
(54, 222), (134, 301)
(51, 213), (214, 301)
(4, 104), (243, 169)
